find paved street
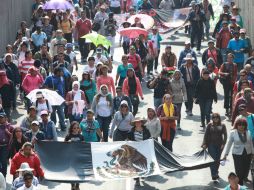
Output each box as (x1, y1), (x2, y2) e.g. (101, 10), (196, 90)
(5, 30), (253, 190)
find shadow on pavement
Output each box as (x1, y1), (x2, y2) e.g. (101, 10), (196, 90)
(165, 171), (188, 179)
(176, 129), (193, 137)
(146, 175), (168, 184)
(167, 185), (221, 190)
(135, 181), (160, 190)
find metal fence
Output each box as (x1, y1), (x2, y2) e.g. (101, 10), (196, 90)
(0, 0), (33, 55)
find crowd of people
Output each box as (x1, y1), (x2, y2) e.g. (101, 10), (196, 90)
(0, 0), (254, 189)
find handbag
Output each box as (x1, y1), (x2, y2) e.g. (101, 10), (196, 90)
(130, 94), (140, 106)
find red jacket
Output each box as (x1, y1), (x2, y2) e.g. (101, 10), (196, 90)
(122, 76), (143, 98)
(10, 150), (44, 177)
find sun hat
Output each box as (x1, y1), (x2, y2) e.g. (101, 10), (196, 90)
(16, 163), (34, 172)
(183, 53), (195, 61)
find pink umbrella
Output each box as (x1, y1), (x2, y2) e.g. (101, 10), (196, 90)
(43, 0), (74, 10)
(119, 27), (148, 38)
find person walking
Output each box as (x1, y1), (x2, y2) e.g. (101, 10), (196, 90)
(144, 107), (161, 139)
(180, 53), (200, 116)
(91, 85), (113, 142)
(157, 94), (178, 151)
(113, 86), (132, 113)
(39, 110), (58, 141)
(122, 68), (144, 116)
(170, 70), (187, 130)
(194, 69), (217, 128)
(202, 113), (227, 181)
(76, 10), (92, 63)
(219, 53), (238, 116)
(109, 100), (134, 141)
(223, 117), (254, 185)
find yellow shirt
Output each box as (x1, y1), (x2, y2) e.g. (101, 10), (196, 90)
(60, 20), (72, 34)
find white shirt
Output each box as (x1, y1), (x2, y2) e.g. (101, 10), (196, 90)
(17, 184), (38, 190)
(110, 0), (121, 7)
(186, 66), (193, 82)
(33, 100), (53, 117)
(97, 97), (111, 117)
(95, 55), (108, 65)
(66, 51), (76, 66)
(0, 172), (6, 190)
(83, 65), (96, 76)
(151, 34), (158, 49)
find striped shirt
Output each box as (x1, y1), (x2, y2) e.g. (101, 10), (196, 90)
(19, 59), (34, 74)
(134, 131), (143, 141)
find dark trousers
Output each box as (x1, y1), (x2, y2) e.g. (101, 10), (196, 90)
(199, 99), (213, 126)
(118, 77), (125, 87)
(0, 145), (8, 177)
(135, 71), (142, 83)
(161, 128), (176, 152)
(64, 33), (72, 43)
(191, 29), (202, 51)
(113, 129), (129, 141)
(122, 41), (129, 54)
(175, 103), (182, 124)
(78, 38), (89, 60)
(51, 104), (66, 130)
(110, 6), (121, 14)
(97, 115), (112, 142)
(185, 82), (195, 112)
(233, 149), (252, 185)
(147, 58), (154, 74)
(154, 50), (160, 70)
(222, 81), (233, 110)
(3, 107), (11, 121)
(208, 144), (222, 177)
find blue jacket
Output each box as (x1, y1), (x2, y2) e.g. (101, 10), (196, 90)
(180, 64), (200, 86)
(39, 120), (58, 141)
(44, 75), (65, 97)
(227, 38), (247, 64)
(178, 49), (198, 68)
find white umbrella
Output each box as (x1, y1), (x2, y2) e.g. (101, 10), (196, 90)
(26, 89), (65, 106)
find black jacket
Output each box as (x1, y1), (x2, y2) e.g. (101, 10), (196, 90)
(4, 63), (20, 85)
(194, 78), (217, 101)
(127, 126), (151, 141)
(0, 81), (15, 108)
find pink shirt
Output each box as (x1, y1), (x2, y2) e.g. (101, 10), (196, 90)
(96, 75), (116, 96)
(21, 74), (44, 94)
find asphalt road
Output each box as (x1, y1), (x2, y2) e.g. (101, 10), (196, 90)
(5, 30), (253, 190)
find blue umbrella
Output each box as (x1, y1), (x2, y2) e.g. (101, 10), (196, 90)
(43, 0), (74, 10)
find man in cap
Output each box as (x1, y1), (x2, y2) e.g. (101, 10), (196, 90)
(229, 17), (240, 34)
(113, 86), (132, 113)
(39, 110), (57, 141)
(65, 43), (78, 73)
(0, 112), (14, 177)
(94, 48), (110, 68)
(215, 20), (232, 63)
(11, 162), (39, 189)
(25, 121), (45, 144)
(227, 31), (247, 71)
(76, 10), (92, 62)
(178, 41), (198, 68)
(31, 26), (47, 52)
(202, 40), (223, 67)
(180, 53), (200, 116)
(34, 44), (52, 75)
(42, 15), (54, 42)
(239, 29), (252, 62)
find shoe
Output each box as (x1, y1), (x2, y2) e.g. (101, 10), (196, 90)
(212, 176), (217, 180)
(197, 51), (201, 55)
(188, 111), (193, 116)
(185, 109), (189, 113)
(177, 124), (181, 130)
(155, 69), (158, 74)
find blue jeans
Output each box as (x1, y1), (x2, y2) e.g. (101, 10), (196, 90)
(220, 48), (228, 63)
(208, 144), (222, 177)
(175, 103), (182, 124)
(185, 83), (195, 112)
(199, 99), (213, 126)
(97, 115), (112, 142)
(204, 19), (210, 37)
(51, 103), (66, 130)
(154, 98), (162, 110)
(0, 145), (8, 177)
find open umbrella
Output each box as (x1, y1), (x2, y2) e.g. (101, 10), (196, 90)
(127, 14), (154, 30)
(119, 27), (148, 38)
(26, 89), (65, 106)
(43, 0), (74, 10)
(81, 32), (111, 48)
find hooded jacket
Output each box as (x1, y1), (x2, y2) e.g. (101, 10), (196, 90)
(170, 70), (188, 104)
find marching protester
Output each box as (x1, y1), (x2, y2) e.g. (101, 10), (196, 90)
(39, 110), (57, 141)
(194, 69), (217, 128)
(170, 70), (187, 130)
(113, 86), (132, 113)
(161, 45), (177, 68)
(202, 113), (227, 181)
(109, 100), (134, 141)
(144, 107), (161, 139)
(122, 68), (144, 116)
(91, 85), (113, 142)
(157, 94), (178, 152)
(223, 117), (254, 185)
